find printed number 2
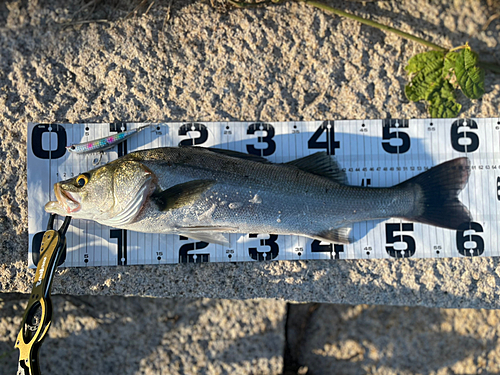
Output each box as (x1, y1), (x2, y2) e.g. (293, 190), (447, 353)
(178, 123), (209, 146)
(385, 223), (416, 258)
(179, 236), (210, 263)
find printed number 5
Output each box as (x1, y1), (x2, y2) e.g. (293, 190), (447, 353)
(385, 223), (416, 258)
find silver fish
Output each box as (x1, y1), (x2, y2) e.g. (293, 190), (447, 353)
(45, 147), (472, 245)
(67, 124), (151, 154)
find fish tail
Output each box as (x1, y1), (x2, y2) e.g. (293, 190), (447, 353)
(398, 157), (472, 230)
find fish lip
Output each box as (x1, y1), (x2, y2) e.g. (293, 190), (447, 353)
(55, 183), (81, 214)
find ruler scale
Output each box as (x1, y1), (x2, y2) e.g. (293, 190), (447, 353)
(27, 118), (500, 268)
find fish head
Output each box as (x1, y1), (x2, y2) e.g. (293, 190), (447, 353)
(45, 160), (154, 225)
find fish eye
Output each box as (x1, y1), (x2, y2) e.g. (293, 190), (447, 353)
(76, 174), (89, 187)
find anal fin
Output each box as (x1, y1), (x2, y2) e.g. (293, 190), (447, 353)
(312, 227), (352, 244)
(178, 226), (237, 246)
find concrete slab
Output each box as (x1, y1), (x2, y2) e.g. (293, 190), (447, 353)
(286, 302), (500, 374)
(0, 294), (286, 374)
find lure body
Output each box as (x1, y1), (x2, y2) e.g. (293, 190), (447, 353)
(67, 125), (150, 154)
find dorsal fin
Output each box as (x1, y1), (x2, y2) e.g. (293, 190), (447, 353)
(152, 180), (215, 211)
(286, 152), (347, 184)
(180, 146), (271, 164)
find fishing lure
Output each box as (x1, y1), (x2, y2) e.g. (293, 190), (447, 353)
(67, 124), (151, 154)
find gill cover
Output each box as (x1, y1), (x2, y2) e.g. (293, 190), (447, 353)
(96, 161), (154, 227)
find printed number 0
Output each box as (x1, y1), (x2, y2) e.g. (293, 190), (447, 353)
(31, 124), (67, 159)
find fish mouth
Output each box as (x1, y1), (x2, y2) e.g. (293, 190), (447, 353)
(54, 183), (81, 214)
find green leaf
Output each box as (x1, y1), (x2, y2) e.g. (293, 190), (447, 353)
(455, 47), (485, 99)
(405, 50), (445, 73)
(427, 79), (462, 118)
(442, 51), (458, 78)
(405, 57), (444, 102)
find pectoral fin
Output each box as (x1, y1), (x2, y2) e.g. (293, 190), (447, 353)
(152, 180), (215, 211)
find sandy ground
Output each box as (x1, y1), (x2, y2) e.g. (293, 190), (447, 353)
(1, 0), (500, 374)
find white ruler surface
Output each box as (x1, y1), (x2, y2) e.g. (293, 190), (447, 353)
(27, 119), (500, 268)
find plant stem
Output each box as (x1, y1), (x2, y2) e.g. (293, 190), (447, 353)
(297, 0), (447, 52)
(478, 61), (500, 74)
(298, 0), (500, 73)
(227, 0), (283, 8)
(226, 0), (500, 74)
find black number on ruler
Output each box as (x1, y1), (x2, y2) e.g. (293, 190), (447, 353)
(361, 178), (371, 187)
(307, 120), (340, 155)
(311, 240), (344, 259)
(109, 123), (128, 262)
(385, 223), (416, 258)
(497, 177), (500, 201)
(381, 119), (410, 154)
(110, 122), (127, 157)
(110, 229), (127, 265)
(248, 234), (279, 261)
(246, 123), (276, 156)
(179, 236), (210, 263)
(456, 222), (484, 257)
(450, 119), (479, 153)
(31, 124), (67, 159)
(178, 123), (209, 146)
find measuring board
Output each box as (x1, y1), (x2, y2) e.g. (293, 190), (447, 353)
(27, 119), (500, 268)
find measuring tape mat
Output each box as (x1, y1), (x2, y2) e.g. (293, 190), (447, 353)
(27, 118), (500, 268)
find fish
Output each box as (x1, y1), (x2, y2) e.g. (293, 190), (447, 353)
(67, 124), (152, 154)
(44, 146), (472, 246)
